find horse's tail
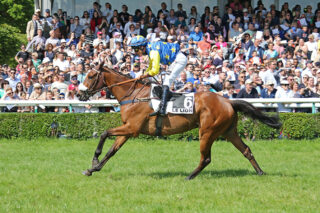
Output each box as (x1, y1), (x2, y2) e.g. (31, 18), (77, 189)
(230, 100), (282, 129)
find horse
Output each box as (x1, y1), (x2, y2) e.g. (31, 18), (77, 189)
(78, 63), (282, 180)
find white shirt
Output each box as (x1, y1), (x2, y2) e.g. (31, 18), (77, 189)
(124, 21), (135, 35)
(102, 8), (113, 23)
(53, 59), (70, 71)
(301, 68), (312, 78)
(51, 81), (68, 94)
(45, 37), (60, 47)
(93, 38), (107, 48)
(275, 87), (294, 112)
(202, 76), (214, 84)
(259, 69), (277, 87)
(80, 18), (91, 29)
(306, 41), (318, 52)
(227, 70), (236, 82)
(113, 49), (123, 62)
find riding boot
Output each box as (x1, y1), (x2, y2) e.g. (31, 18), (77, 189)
(159, 85), (170, 116)
(149, 85), (170, 117)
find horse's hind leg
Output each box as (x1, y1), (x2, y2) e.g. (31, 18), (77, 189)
(186, 131), (217, 180)
(83, 136), (129, 176)
(224, 127), (264, 175)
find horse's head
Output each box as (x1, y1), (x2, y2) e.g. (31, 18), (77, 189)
(78, 62), (105, 101)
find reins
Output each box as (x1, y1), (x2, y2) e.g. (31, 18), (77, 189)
(89, 67), (150, 103)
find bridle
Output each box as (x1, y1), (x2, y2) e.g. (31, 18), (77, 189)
(84, 66), (149, 101)
(84, 67), (107, 97)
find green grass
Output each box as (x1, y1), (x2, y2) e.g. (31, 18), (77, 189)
(0, 138), (319, 213)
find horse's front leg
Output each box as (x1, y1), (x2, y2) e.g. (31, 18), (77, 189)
(83, 124), (137, 176)
(92, 131), (109, 167)
(83, 136), (129, 176)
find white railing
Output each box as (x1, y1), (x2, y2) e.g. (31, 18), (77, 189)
(0, 98), (319, 113)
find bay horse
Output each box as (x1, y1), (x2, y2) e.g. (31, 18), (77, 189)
(78, 63), (281, 180)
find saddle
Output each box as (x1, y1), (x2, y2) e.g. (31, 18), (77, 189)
(150, 85), (195, 137)
(152, 85), (183, 102)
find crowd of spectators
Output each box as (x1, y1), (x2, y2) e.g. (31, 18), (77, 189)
(1, 0), (320, 113)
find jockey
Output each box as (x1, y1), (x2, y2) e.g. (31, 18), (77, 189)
(129, 35), (188, 116)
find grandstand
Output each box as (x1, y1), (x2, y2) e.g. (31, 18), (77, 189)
(1, 0), (320, 113)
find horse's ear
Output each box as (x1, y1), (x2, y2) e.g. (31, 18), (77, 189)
(95, 60), (105, 71)
(99, 59), (105, 68)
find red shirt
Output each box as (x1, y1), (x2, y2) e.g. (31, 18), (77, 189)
(90, 18), (102, 32)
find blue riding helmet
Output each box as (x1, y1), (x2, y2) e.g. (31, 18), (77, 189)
(129, 35), (148, 47)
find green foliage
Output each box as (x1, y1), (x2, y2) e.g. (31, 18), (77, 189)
(0, 113), (319, 140)
(280, 113), (320, 139)
(0, 24), (25, 65)
(0, 0), (34, 32)
(0, 0), (33, 66)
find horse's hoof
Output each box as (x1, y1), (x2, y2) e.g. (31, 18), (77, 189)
(185, 176), (193, 181)
(82, 170), (92, 176)
(257, 171), (265, 176)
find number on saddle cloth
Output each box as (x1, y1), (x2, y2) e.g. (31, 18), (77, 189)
(150, 85), (194, 115)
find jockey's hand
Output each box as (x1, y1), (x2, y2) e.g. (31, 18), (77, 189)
(137, 74), (150, 80)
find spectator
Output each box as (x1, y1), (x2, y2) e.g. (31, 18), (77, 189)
(26, 14), (39, 42)
(236, 79), (259, 98)
(14, 82), (25, 98)
(261, 81), (277, 98)
(246, 39), (264, 62)
(45, 30), (60, 47)
(212, 72), (226, 92)
(223, 84), (236, 99)
(275, 80), (294, 112)
(198, 34), (211, 53)
(234, 71), (246, 92)
(189, 26), (203, 44)
(2, 2), (320, 114)
(80, 11), (91, 30)
(176, 82), (195, 93)
(0, 80), (9, 99)
(29, 83), (46, 100)
(1, 87), (19, 112)
(90, 11), (102, 34)
(76, 63), (86, 83)
(5, 69), (20, 91)
(173, 71), (188, 91)
(15, 44), (30, 63)
(157, 2), (169, 18)
(263, 42), (278, 60)
(51, 72), (68, 94)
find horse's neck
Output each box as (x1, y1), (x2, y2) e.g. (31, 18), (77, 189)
(104, 72), (148, 101)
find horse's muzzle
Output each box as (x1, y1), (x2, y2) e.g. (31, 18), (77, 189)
(77, 90), (91, 101)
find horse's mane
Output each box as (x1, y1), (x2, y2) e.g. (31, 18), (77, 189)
(101, 66), (154, 85)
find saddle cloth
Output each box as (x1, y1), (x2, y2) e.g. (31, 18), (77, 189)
(150, 84), (194, 114)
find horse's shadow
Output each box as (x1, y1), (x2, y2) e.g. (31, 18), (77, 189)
(147, 169), (256, 179)
(146, 169), (296, 179)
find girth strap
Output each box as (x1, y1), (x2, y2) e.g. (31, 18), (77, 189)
(119, 98), (150, 106)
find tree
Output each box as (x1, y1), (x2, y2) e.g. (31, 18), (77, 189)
(0, 0), (34, 32)
(0, 0), (33, 66)
(0, 24), (25, 65)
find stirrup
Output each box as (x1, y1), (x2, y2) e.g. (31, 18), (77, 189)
(149, 110), (159, 117)
(159, 108), (166, 116)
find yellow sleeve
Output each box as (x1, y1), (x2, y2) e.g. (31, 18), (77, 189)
(146, 50), (160, 76)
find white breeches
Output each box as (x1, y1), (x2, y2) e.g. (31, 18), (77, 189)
(163, 52), (188, 87)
